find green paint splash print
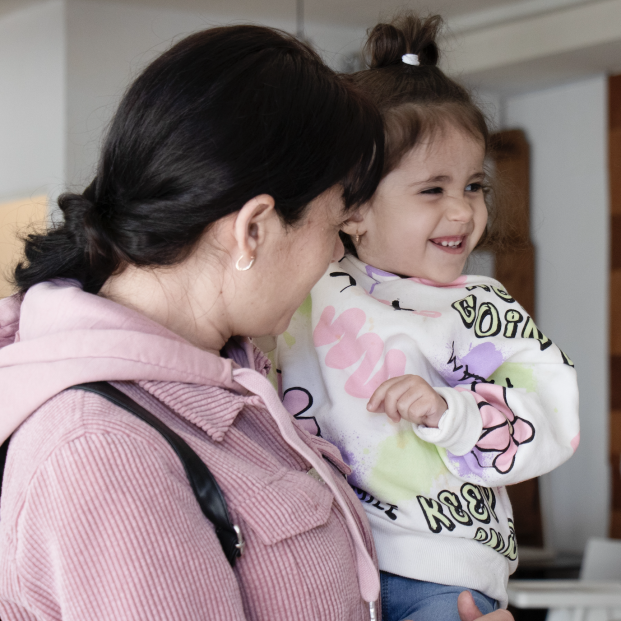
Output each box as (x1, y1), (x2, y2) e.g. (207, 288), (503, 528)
(283, 331), (296, 348)
(488, 363), (536, 392)
(298, 294), (312, 317)
(370, 430), (447, 502)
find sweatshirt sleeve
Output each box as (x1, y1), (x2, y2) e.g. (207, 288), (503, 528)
(414, 282), (579, 487)
(15, 433), (247, 621)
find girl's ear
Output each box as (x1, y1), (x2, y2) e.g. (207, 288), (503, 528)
(341, 205), (369, 236)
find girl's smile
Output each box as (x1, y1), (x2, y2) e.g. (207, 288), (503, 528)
(429, 235), (467, 254)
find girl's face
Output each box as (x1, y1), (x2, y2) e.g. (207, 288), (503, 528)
(348, 125), (488, 284)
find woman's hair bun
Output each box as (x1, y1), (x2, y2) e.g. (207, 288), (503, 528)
(365, 14), (442, 69)
(57, 178), (117, 271)
(57, 185), (98, 251)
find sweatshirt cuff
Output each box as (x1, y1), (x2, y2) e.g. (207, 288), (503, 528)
(413, 387), (483, 456)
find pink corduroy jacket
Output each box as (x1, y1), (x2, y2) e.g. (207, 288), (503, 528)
(0, 280), (380, 620)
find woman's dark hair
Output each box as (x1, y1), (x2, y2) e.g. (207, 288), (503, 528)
(15, 25), (384, 294)
(342, 13), (504, 254)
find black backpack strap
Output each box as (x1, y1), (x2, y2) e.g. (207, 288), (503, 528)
(73, 382), (243, 566)
(0, 381), (244, 568)
(0, 439), (9, 498)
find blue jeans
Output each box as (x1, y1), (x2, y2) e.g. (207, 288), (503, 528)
(380, 571), (498, 621)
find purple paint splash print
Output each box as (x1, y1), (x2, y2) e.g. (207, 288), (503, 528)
(462, 343), (504, 380)
(365, 264), (399, 294)
(363, 265), (442, 318)
(442, 341), (505, 387)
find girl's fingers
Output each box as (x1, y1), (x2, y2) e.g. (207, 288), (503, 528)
(399, 385), (447, 427)
(382, 381), (417, 421)
(367, 376), (407, 412)
(396, 387), (424, 421)
(368, 376), (437, 425)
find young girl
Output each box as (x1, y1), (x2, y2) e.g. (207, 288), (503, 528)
(276, 14), (579, 621)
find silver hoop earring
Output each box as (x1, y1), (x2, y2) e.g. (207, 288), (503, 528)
(235, 255), (255, 271)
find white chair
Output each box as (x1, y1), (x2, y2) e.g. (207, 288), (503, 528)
(508, 538), (621, 621)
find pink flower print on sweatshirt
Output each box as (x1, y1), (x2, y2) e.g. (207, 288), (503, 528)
(313, 306), (406, 399)
(456, 383), (535, 474)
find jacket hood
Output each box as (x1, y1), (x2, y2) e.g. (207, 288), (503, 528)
(0, 280), (238, 445)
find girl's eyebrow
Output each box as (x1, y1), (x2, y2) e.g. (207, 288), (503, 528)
(409, 170), (485, 187)
(410, 174), (451, 186)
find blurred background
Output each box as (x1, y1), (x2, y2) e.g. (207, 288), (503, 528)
(0, 0), (618, 606)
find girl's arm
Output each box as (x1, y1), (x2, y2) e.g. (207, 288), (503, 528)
(385, 289), (579, 487)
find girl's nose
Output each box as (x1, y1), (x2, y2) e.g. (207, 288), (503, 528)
(446, 196), (474, 223)
(332, 234), (345, 262)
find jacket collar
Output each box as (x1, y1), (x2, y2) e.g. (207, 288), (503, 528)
(0, 280), (267, 444)
(137, 339), (272, 442)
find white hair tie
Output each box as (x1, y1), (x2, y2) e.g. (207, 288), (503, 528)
(402, 53), (420, 66)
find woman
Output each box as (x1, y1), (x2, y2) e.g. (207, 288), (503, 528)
(0, 25), (512, 620)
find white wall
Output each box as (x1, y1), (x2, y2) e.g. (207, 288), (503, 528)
(0, 0), (65, 202)
(305, 22), (366, 72)
(66, 0), (209, 188)
(65, 0), (365, 189)
(504, 75), (610, 552)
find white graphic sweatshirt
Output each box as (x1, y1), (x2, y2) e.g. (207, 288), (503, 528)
(275, 255), (579, 607)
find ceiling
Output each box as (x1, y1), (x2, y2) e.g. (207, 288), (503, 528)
(103, 0), (520, 27)
(3, 0), (613, 94)
(0, 0), (592, 30)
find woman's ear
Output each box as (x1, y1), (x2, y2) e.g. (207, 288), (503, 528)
(233, 194), (276, 264)
(341, 205), (369, 237)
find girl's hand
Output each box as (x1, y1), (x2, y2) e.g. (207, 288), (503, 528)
(367, 374), (447, 428)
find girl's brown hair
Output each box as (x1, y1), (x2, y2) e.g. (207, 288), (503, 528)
(344, 13), (506, 253)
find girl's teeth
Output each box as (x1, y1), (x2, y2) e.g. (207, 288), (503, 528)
(440, 240), (460, 247)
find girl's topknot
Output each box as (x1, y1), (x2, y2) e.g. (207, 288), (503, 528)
(365, 14), (442, 69)
(351, 12), (484, 174)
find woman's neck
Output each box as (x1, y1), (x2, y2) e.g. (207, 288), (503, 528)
(99, 264), (230, 356)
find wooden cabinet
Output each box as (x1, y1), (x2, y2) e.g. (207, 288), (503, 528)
(490, 129), (543, 547)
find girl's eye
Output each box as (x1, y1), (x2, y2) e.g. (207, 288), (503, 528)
(421, 186), (443, 195)
(466, 183), (483, 192)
